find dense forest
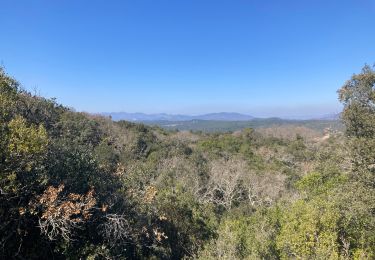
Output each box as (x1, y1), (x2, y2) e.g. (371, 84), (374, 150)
(1, 65), (375, 259)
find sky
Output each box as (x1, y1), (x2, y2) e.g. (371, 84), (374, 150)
(1, 0), (375, 118)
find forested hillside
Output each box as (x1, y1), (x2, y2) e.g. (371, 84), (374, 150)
(143, 118), (343, 133)
(1, 66), (375, 259)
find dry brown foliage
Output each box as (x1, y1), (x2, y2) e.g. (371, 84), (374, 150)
(144, 186), (157, 203)
(30, 184), (96, 241)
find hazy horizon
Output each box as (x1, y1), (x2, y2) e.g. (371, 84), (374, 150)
(100, 109), (341, 120)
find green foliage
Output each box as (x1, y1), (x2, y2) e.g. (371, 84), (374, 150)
(277, 199), (340, 259)
(287, 134), (313, 161)
(197, 134), (244, 155)
(199, 207), (280, 259)
(1, 116), (49, 196)
(338, 64), (375, 139)
(296, 171), (347, 197)
(155, 186), (217, 259)
(8, 116), (48, 156)
(339, 64), (375, 185)
(0, 67), (19, 121)
(145, 118), (344, 133)
(57, 112), (102, 147)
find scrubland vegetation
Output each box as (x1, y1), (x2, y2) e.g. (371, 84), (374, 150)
(1, 65), (375, 259)
(145, 118), (343, 133)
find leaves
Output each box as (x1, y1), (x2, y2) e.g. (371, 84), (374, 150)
(8, 116), (48, 156)
(31, 184), (96, 241)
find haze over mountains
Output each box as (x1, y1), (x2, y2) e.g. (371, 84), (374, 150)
(101, 112), (340, 122)
(101, 112), (255, 122)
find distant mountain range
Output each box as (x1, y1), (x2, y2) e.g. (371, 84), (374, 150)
(100, 112), (340, 122)
(316, 113), (341, 120)
(101, 112), (256, 122)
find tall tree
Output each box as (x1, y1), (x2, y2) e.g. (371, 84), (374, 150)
(338, 64), (375, 186)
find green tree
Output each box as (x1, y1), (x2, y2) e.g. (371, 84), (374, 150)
(338, 64), (375, 185)
(276, 199), (340, 259)
(336, 64), (375, 259)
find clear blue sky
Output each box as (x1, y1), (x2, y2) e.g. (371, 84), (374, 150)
(1, 0), (375, 117)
